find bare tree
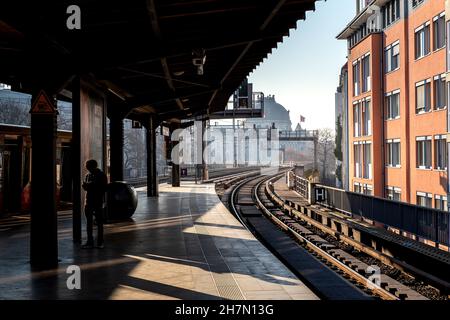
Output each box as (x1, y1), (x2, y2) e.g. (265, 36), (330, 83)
(317, 128), (336, 186)
(123, 122), (147, 178)
(0, 98), (30, 125)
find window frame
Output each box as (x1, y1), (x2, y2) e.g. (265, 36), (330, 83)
(386, 186), (401, 201)
(434, 134), (447, 171)
(416, 136), (432, 169)
(385, 41), (400, 73)
(433, 12), (446, 52)
(415, 79), (432, 114)
(434, 74), (447, 110)
(353, 59), (361, 97)
(362, 53), (371, 93)
(435, 195), (448, 211)
(385, 90), (400, 120)
(362, 98), (372, 136)
(416, 191), (433, 208)
(415, 22), (431, 60)
(386, 138), (401, 168)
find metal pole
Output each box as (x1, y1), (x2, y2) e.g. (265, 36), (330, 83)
(146, 115), (158, 197)
(30, 90), (58, 269)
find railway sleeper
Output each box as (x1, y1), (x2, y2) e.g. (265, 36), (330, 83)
(267, 183), (446, 297)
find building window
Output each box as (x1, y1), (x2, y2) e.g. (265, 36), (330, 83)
(354, 99), (370, 137)
(354, 143), (362, 178)
(385, 41), (400, 73)
(416, 136), (432, 169)
(363, 142), (372, 179)
(386, 139), (401, 167)
(386, 90), (400, 119)
(353, 102), (361, 137)
(415, 22), (430, 59)
(362, 54), (371, 92)
(353, 60), (360, 96)
(362, 99), (371, 136)
(353, 141), (373, 180)
(433, 13), (446, 51)
(435, 195), (448, 211)
(434, 135), (447, 171)
(415, 79), (431, 114)
(386, 187), (401, 201)
(354, 183), (373, 196)
(382, 0), (400, 28)
(363, 184), (373, 196)
(434, 74), (446, 110)
(417, 192), (432, 208)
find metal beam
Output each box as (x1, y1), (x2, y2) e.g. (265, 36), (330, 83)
(208, 0), (288, 107)
(146, 0), (185, 110)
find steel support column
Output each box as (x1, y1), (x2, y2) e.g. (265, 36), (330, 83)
(30, 90), (58, 269)
(202, 120), (209, 181)
(313, 136), (318, 171)
(72, 78), (82, 243)
(109, 114), (124, 182)
(171, 122), (180, 187)
(146, 116), (158, 197)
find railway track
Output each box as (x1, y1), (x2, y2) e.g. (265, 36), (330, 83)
(267, 176), (450, 300)
(221, 171), (433, 300)
(127, 167), (262, 188)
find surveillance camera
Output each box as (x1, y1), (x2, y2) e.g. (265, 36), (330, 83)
(193, 56), (206, 66)
(197, 65), (204, 75)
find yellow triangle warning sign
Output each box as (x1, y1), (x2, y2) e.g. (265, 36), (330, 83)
(30, 90), (56, 114)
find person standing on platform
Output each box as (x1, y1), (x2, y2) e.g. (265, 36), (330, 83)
(81, 159), (108, 249)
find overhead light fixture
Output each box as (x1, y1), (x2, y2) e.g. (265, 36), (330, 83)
(192, 48), (206, 76)
(173, 71), (185, 76)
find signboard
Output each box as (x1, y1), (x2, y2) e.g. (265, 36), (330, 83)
(315, 188), (326, 202)
(30, 90), (56, 114)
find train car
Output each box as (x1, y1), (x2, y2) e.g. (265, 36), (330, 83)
(0, 124), (72, 215)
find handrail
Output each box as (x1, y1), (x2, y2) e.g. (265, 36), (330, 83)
(288, 171), (450, 248)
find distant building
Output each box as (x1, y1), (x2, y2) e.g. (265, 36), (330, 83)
(0, 89), (72, 129)
(245, 95), (292, 131)
(244, 95), (315, 166)
(335, 64), (349, 190)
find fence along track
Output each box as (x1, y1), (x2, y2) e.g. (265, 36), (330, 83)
(225, 172), (403, 300)
(287, 173), (450, 295)
(254, 175), (424, 300)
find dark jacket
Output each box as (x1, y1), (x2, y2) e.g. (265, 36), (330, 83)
(83, 168), (108, 208)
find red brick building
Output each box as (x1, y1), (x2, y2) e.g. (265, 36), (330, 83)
(338, 0), (449, 215)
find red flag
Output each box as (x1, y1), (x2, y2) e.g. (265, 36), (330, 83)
(300, 115), (305, 122)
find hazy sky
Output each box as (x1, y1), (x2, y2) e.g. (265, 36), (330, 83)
(248, 0), (355, 130)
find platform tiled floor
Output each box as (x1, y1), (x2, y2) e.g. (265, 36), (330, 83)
(0, 182), (317, 300)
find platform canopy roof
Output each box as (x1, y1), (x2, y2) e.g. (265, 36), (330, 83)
(0, 0), (317, 122)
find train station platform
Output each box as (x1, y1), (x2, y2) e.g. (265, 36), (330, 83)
(0, 182), (317, 300)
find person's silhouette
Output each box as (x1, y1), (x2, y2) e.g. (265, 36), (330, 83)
(81, 159), (107, 249)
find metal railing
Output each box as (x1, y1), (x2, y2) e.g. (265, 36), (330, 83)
(290, 172), (450, 247)
(279, 130), (318, 139)
(293, 173), (310, 200)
